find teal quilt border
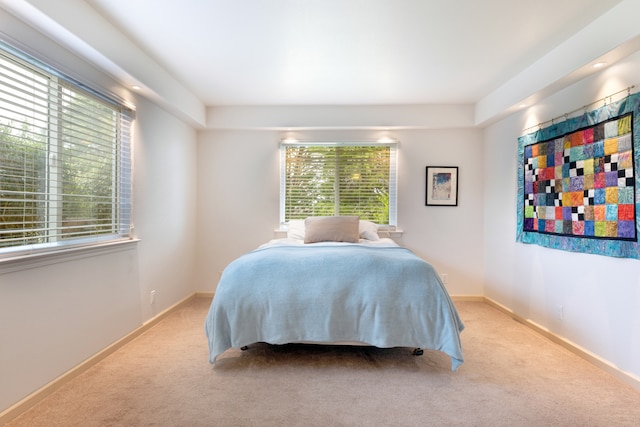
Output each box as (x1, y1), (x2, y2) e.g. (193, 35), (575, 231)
(516, 93), (640, 259)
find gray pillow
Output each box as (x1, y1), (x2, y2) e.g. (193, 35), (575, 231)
(304, 216), (360, 243)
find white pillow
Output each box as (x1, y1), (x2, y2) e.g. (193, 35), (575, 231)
(287, 220), (306, 240)
(359, 220), (380, 241)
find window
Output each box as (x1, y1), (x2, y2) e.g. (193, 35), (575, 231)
(0, 44), (133, 258)
(280, 142), (397, 226)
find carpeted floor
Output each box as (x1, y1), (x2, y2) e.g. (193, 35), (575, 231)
(5, 297), (640, 426)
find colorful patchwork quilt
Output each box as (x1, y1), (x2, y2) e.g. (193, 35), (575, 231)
(517, 93), (640, 259)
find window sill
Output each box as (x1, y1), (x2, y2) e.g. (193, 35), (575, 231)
(379, 229), (403, 238)
(0, 238), (140, 275)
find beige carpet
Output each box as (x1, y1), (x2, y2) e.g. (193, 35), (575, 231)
(5, 297), (640, 426)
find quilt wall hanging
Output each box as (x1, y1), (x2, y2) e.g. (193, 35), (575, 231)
(517, 91), (640, 259)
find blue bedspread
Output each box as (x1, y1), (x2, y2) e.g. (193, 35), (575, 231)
(205, 241), (464, 370)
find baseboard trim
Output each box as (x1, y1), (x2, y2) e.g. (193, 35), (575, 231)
(0, 292), (201, 426)
(483, 296), (640, 391)
(451, 295), (484, 302)
(195, 291), (214, 299)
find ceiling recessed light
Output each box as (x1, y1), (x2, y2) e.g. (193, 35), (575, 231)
(377, 136), (395, 143)
(132, 85), (141, 90)
(593, 62), (606, 68)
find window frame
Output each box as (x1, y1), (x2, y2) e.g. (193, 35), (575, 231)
(279, 141), (397, 227)
(0, 42), (135, 263)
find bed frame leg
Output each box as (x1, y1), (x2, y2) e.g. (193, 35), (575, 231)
(241, 345), (249, 351)
(413, 348), (424, 356)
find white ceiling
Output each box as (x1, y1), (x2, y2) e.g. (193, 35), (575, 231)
(3, 0), (639, 128)
(82, 0), (623, 106)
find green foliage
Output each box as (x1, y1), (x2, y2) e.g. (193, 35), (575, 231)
(285, 145), (390, 224)
(59, 91), (117, 237)
(0, 121), (46, 246)
(0, 92), (119, 248)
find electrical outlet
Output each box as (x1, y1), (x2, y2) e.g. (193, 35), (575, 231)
(150, 290), (156, 305)
(440, 273), (448, 284)
(556, 304), (564, 320)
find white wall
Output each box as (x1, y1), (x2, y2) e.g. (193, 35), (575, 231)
(483, 50), (640, 381)
(195, 127), (484, 297)
(0, 14), (198, 413)
(133, 97), (198, 320)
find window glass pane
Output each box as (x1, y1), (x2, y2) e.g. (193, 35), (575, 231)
(0, 54), (49, 247)
(282, 143), (395, 225)
(336, 146), (390, 224)
(0, 44), (132, 255)
(284, 145), (336, 219)
(60, 85), (118, 239)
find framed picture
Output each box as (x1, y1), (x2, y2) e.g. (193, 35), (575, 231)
(426, 166), (458, 206)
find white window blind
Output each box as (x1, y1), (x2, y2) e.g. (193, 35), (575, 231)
(0, 44), (133, 257)
(280, 142), (397, 225)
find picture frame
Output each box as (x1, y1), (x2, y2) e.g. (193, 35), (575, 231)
(426, 166), (458, 206)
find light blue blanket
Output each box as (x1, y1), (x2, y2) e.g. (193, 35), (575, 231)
(205, 242), (464, 370)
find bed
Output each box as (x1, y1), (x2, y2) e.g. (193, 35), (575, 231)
(205, 216), (465, 370)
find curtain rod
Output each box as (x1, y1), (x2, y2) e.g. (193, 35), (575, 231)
(521, 85), (636, 135)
